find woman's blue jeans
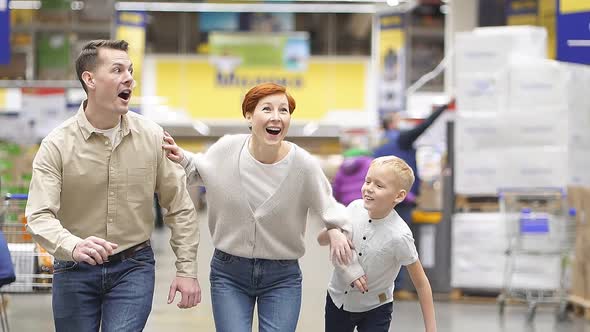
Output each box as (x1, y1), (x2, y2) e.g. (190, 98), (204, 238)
(51, 246), (155, 332)
(210, 249), (302, 332)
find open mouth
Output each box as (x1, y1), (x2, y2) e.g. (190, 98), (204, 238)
(265, 127), (281, 136)
(118, 90), (131, 102)
(364, 196), (374, 201)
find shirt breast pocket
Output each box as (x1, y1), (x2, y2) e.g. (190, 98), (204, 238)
(126, 167), (152, 203)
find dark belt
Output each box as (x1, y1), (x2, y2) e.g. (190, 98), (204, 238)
(107, 240), (151, 263)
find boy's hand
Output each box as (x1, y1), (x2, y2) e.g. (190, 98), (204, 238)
(351, 275), (368, 293)
(327, 228), (353, 266)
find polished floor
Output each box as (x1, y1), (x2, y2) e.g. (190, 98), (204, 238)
(3, 213), (590, 331)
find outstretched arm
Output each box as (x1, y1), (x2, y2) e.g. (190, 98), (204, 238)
(398, 103), (448, 150)
(407, 260), (436, 332)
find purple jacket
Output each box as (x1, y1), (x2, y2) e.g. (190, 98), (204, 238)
(332, 156), (373, 206)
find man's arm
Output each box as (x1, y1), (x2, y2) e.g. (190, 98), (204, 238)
(157, 132), (202, 308)
(398, 103), (448, 150)
(156, 135), (199, 278)
(25, 140), (83, 260)
(407, 260), (437, 332)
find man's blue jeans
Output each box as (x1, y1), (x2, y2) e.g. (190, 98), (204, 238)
(210, 249), (302, 332)
(52, 246), (155, 332)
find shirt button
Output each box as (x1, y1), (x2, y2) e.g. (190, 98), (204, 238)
(104, 140), (109, 145)
(108, 218), (113, 223)
(368, 220), (372, 223)
(344, 291), (348, 294)
(110, 167), (114, 171)
(363, 237), (366, 240)
(110, 192), (114, 196)
(359, 253), (362, 256)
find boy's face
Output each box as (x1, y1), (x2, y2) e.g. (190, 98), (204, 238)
(361, 164), (406, 218)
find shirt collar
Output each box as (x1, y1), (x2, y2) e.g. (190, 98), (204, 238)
(369, 207), (400, 225)
(76, 100), (133, 141)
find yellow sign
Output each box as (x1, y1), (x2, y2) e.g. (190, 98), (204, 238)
(507, 14), (538, 25)
(538, 0), (557, 58)
(560, 0), (590, 14)
(153, 58), (367, 120)
(116, 12), (146, 98)
(0, 88), (5, 109)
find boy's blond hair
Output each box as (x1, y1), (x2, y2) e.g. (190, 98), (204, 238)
(370, 156), (415, 193)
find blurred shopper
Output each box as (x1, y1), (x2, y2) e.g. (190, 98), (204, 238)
(162, 82), (364, 332)
(373, 103), (448, 293)
(25, 40), (201, 332)
(332, 147), (373, 206)
(318, 156), (436, 332)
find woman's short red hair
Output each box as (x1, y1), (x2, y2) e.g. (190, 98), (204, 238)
(241, 82), (296, 118)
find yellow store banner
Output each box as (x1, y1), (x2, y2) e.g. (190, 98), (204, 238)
(560, 0), (590, 14)
(115, 12), (146, 98)
(149, 57), (368, 121)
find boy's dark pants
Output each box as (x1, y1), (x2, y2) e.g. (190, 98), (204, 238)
(324, 292), (393, 332)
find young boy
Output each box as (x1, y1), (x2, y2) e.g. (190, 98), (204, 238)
(318, 156), (436, 332)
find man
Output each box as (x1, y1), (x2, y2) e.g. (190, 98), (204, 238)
(25, 40), (200, 332)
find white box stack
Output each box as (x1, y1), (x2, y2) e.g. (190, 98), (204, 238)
(452, 26), (590, 292)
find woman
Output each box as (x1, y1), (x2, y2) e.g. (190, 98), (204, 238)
(163, 82), (364, 332)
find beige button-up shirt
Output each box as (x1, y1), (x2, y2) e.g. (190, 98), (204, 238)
(25, 102), (199, 277)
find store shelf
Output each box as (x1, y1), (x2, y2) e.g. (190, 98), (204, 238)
(12, 23), (111, 34)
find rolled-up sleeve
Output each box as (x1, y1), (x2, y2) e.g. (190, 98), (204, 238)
(25, 140), (82, 260)
(156, 136), (200, 278)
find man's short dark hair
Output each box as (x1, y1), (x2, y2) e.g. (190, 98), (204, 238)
(75, 40), (129, 93)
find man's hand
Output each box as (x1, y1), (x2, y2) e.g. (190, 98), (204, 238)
(327, 228), (353, 266)
(162, 131), (185, 163)
(72, 236), (118, 265)
(167, 276), (201, 309)
(351, 275), (368, 293)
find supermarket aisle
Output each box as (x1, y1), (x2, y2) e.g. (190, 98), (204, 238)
(4, 212), (590, 331)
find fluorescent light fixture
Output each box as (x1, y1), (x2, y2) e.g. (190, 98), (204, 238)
(71, 1), (84, 11)
(115, 2), (378, 14)
(9, 0), (41, 10)
(192, 121), (211, 136)
(302, 122), (319, 136)
(387, 0), (400, 6)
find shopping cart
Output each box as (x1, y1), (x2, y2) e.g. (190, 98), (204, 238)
(0, 193), (53, 293)
(497, 188), (576, 322)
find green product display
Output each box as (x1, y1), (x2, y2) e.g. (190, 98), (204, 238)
(37, 33), (70, 71)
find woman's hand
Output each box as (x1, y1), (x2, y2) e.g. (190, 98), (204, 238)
(163, 131), (185, 163)
(328, 228), (353, 266)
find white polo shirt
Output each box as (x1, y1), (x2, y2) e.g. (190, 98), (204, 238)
(327, 199), (418, 312)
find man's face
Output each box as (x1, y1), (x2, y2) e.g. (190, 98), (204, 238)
(87, 48), (134, 115)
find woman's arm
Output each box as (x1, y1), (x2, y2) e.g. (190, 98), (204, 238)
(407, 260), (437, 332)
(163, 132), (203, 187)
(317, 227), (348, 246)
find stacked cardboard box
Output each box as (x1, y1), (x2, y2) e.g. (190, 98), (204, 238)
(454, 26), (590, 194)
(451, 26), (590, 291)
(569, 187), (590, 301)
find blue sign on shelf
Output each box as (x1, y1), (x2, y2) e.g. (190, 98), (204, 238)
(557, 2), (590, 65)
(0, 1), (9, 65)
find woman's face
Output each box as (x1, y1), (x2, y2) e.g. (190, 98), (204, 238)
(245, 93), (291, 146)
